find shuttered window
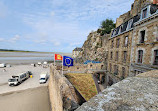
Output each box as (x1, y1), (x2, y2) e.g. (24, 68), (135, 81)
(138, 50), (143, 63)
(153, 50), (158, 65)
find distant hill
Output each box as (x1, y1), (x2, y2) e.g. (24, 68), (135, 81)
(0, 49), (72, 55)
(0, 49), (36, 52)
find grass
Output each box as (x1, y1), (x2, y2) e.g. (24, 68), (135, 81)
(65, 73), (97, 101)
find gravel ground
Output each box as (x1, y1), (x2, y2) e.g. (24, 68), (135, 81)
(0, 64), (50, 94)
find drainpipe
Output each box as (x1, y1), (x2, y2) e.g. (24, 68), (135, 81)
(129, 26), (136, 77)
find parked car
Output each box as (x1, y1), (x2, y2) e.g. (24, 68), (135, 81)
(38, 62), (42, 66)
(0, 63), (6, 68)
(39, 72), (48, 84)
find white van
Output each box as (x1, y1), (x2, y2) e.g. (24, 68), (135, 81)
(0, 63), (6, 68)
(8, 72), (30, 86)
(39, 72), (48, 84)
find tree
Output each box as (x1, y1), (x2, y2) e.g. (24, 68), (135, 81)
(100, 19), (115, 36)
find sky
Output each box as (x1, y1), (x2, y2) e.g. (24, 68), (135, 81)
(0, 0), (134, 53)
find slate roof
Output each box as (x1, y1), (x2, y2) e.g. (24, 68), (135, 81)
(111, 4), (158, 38)
(111, 15), (140, 38)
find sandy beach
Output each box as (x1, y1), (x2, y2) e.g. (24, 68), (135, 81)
(0, 86), (51, 111)
(0, 64), (50, 94)
(0, 64), (51, 111)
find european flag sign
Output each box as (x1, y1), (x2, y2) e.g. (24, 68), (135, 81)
(63, 56), (73, 67)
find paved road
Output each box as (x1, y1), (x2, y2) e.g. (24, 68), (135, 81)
(92, 75), (107, 93)
(92, 75), (101, 93)
(0, 65), (50, 94)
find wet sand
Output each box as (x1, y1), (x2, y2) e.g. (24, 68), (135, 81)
(0, 86), (51, 111)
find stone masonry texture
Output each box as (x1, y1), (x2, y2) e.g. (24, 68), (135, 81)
(75, 70), (158, 111)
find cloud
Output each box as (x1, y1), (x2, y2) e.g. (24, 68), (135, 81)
(19, 0), (134, 52)
(50, 0), (134, 22)
(0, 2), (7, 18)
(51, 40), (61, 46)
(0, 38), (5, 42)
(9, 35), (21, 43)
(50, 11), (55, 16)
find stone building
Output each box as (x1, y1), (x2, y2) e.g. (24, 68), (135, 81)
(106, 0), (158, 82)
(74, 0), (158, 86)
(130, 4), (158, 76)
(107, 15), (140, 81)
(72, 47), (83, 58)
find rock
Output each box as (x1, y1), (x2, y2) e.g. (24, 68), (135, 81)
(75, 31), (110, 64)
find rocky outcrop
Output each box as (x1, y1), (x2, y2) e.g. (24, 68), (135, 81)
(76, 31), (109, 63)
(75, 70), (158, 111)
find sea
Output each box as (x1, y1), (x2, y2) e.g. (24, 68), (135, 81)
(0, 52), (71, 64)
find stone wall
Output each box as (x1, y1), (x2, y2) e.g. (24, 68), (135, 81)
(64, 64), (87, 72)
(49, 66), (63, 111)
(76, 70), (158, 111)
(48, 65), (85, 111)
(64, 63), (105, 74)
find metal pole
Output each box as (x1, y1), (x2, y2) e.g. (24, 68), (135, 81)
(54, 54), (55, 74)
(62, 54), (63, 76)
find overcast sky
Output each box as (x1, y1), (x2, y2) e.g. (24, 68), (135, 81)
(0, 0), (134, 52)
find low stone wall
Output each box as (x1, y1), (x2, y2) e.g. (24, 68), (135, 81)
(64, 64), (87, 72)
(48, 66), (63, 111)
(48, 65), (85, 111)
(76, 70), (158, 111)
(64, 63), (105, 73)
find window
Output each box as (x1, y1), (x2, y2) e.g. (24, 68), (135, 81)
(134, 70), (137, 76)
(116, 51), (119, 61)
(142, 8), (147, 19)
(101, 65), (104, 69)
(124, 36), (128, 47)
(119, 25), (123, 34)
(114, 65), (118, 75)
(105, 51), (108, 60)
(111, 52), (113, 60)
(126, 19), (133, 30)
(122, 67), (125, 79)
(156, 27), (158, 41)
(109, 63), (112, 72)
(131, 3), (134, 10)
(112, 29), (116, 37)
(140, 30), (145, 43)
(138, 50), (143, 63)
(116, 38), (120, 48)
(111, 40), (114, 48)
(123, 51), (127, 62)
(153, 50), (158, 65)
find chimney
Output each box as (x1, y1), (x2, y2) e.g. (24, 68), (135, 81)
(153, 0), (158, 4)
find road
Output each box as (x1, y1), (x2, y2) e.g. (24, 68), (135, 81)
(92, 75), (107, 93)
(0, 64), (50, 94)
(92, 75), (101, 93)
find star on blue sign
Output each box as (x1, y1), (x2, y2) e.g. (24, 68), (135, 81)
(63, 56), (73, 67)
